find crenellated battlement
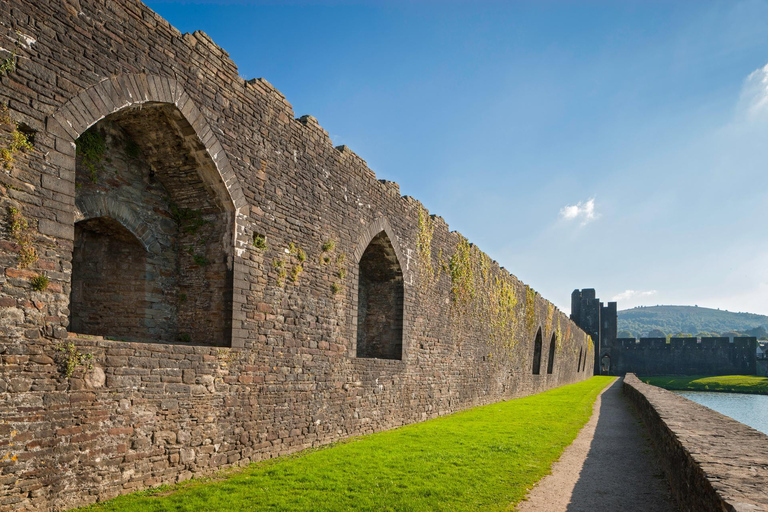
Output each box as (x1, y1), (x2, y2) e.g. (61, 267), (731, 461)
(600, 336), (756, 376)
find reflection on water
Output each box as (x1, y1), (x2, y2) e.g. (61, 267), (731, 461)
(675, 391), (768, 435)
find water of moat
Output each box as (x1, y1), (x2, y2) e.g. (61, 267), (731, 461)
(675, 391), (768, 435)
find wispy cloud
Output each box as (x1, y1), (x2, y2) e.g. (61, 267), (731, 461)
(611, 289), (657, 303)
(738, 62), (768, 118)
(559, 198), (597, 226)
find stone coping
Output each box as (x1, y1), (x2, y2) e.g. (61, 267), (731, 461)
(623, 373), (768, 512)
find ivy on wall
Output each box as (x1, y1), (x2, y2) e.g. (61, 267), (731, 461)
(6, 206), (37, 269)
(449, 235), (474, 307)
(546, 302), (554, 335)
(75, 128), (106, 182)
(525, 286), (536, 335)
(416, 206), (434, 285)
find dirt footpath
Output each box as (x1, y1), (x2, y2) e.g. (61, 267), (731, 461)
(517, 378), (678, 512)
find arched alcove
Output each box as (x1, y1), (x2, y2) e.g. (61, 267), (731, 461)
(532, 327), (543, 375)
(69, 103), (234, 345)
(48, 74), (249, 347)
(70, 217), (148, 340)
(547, 332), (556, 374)
(356, 230), (404, 360)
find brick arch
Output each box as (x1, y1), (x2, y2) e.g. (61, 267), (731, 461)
(46, 73), (247, 215)
(74, 196), (161, 254)
(353, 217), (405, 267)
(45, 74), (249, 348)
(350, 217), (408, 360)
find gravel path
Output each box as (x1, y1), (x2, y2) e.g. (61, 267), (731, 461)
(517, 377), (678, 512)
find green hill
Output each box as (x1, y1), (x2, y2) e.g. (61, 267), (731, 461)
(617, 305), (768, 339)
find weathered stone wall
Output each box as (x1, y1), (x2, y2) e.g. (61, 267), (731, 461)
(605, 337), (756, 376)
(0, 1), (594, 509)
(623, 374), (768, 512)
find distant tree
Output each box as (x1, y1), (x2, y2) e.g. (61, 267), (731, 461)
(745, 326), (768, 339)
(617, 330), (633, 338)
(647, 329), (666, 338)
(696, 332), (719, 338)
(671, 333), (694, 338)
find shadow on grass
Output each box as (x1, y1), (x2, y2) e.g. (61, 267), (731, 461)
(564, 378), (678, 512)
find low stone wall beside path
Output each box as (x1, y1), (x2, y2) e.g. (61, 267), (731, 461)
(623, 374), (768, 512)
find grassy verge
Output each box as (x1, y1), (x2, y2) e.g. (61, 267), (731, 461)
(78, 376), (614, 512)
(641, 375), (768, 395)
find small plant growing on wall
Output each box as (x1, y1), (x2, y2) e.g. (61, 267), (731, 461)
(273, 243), (307, 286)
(56, 342), (94, 379)
(273, 257), (287, 287)
(319, 240), (345, 296)
(6, 206), (37, 269)
(290, 264), (303, 283)
(75, 127), (106, 182)
(170, 204), (208, 235)
(30, 273), (49, 291)
(0, 106), (33, 170)
(0, 50), (16, 76)
(253, 233), (267, 250)
(179, 333), (191, 343)
(0, 33), (23, 77)
(322, 239), (335, 253)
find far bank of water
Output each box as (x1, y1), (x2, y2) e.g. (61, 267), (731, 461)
(675, 391), (768, 435)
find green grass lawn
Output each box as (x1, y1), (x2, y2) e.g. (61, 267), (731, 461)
(641, 375), (768, 395)
(78, 376), (614, 512)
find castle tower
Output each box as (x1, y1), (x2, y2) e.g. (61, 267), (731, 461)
(571, 289), (617, 374)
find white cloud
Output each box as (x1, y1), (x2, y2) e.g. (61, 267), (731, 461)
(611, 289), (657, 303)
(559, 198), (597, 226)
(738, 62), (768, 118)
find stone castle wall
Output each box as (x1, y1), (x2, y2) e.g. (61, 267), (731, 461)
(0, 1), (594, 509)
(624, 374), (768, 511)
(604, 337), (756, 376)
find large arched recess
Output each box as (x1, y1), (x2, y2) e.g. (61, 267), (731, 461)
(351, 217), (407, 360)
(45, 74), (249, 348)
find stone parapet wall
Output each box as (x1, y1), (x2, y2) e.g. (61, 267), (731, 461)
(605, 337), (756, 376)
(0, 1), (593, 509)
(623, 374), (768, 512)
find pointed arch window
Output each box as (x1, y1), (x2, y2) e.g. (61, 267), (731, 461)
(356, 231), (404, 360)
(547, 332), (556, 374)
(532, 327), (543, 375)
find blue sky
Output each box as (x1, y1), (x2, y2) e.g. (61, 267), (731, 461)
(146, 0), (768, 315)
